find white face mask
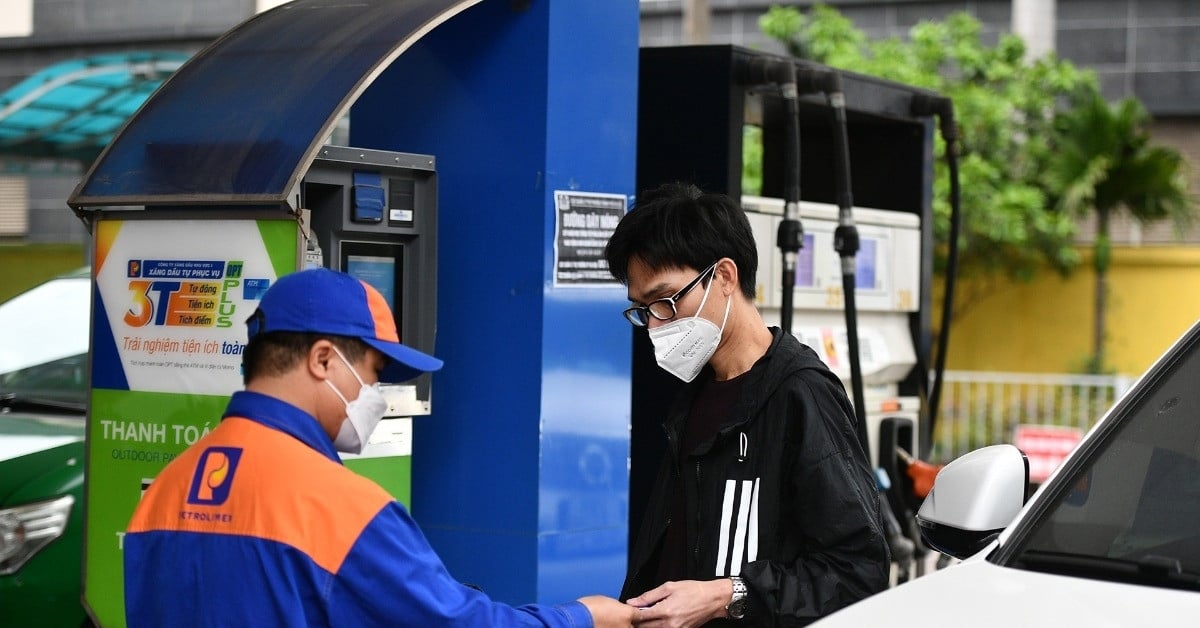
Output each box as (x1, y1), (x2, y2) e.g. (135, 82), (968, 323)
(647, 272), (732, 383)
(325, 347), (389, 454)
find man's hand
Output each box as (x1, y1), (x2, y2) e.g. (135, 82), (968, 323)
(625, 579), (733, 628)
(578, 595), (638, 628)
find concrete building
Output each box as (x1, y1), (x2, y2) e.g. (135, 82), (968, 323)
(0, 1), (283, 246)
(0, 0), (1197, 248)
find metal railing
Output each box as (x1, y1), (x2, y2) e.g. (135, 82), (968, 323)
(929, 370), (1135, 464)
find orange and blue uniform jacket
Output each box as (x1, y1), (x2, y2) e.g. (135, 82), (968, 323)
(125, 391), (593, 627)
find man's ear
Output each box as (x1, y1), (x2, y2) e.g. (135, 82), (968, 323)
(716, 258), (739, 296)
(307, 339), (336, 379)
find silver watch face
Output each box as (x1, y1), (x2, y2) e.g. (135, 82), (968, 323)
(727, 597), (748, 619)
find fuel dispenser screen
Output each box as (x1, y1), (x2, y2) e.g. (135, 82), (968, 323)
(342, 243), (404, 328)
(347, 254), (399, 311)
(797, 234), (815, 287)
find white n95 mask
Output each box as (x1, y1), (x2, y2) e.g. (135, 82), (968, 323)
(647, 276), (731, 383)
(326, 347), (389, 454)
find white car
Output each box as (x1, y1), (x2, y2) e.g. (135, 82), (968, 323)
(816, 318), (1200, 626)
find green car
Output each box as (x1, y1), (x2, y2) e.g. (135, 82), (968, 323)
(0, 268), (92, 627)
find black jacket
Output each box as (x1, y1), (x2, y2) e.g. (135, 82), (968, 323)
(621, 328), (890, 626)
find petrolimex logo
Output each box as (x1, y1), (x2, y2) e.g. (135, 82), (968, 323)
(187, 446), (243, 507)
(124, 259), (244, 329)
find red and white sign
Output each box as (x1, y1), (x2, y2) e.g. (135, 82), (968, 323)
(1013, 424), (1084, 484)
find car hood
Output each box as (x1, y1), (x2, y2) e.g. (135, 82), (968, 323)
(0, 275), (90, 375)
(814, 559), (1200, 627)
(0, 411), (84, 463)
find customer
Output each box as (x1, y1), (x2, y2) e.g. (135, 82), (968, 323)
(607, 183), (889, 626)
(124, 267), (636, 627)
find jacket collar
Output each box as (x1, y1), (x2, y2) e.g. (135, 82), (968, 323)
(663, 327), (835, 448)
(222, 390), (343, 464)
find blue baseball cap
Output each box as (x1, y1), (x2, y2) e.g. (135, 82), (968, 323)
(246, 268), (442, 382)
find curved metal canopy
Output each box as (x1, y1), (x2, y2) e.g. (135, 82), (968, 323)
(68, 0), (481, 209)
(0, 52), (187, 163)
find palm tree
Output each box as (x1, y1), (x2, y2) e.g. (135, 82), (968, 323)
(1046, 89), (1195, 372)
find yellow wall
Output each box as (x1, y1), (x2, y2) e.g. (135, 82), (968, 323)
(0, 243), (87, 302)
(945, 246), (1200, 376)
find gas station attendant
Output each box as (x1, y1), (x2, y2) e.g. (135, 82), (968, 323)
(123, 268), (636, 627)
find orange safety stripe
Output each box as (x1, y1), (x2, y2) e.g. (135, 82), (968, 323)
(128, 417), (393, 574)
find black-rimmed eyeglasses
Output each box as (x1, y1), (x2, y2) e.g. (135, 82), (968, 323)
(622, 262), (718, 327)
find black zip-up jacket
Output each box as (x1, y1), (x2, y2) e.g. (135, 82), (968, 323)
(621, 328), (890, 626)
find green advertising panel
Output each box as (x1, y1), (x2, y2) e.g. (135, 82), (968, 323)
(85, 389), (232, 625)
(85, 218), (297, 627)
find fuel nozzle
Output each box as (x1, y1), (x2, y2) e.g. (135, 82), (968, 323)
(777, 210), (804, 258)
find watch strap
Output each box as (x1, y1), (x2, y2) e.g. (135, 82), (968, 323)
(725, 575), (749, 619)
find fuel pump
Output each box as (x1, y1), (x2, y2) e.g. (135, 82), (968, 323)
(67, 141), (441, 625)
(298, 144), (439, 498)
(65, 2), (640, 621)
(741, 71), (955, 581)
(737, 58), (873, 458)
(740, 196), (922, 466)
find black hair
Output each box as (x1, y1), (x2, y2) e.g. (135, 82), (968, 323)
(604, 182), (758, 299)
(242, 332), (369, 384)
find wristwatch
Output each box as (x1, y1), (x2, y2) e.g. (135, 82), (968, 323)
(725, 576), (748, 620)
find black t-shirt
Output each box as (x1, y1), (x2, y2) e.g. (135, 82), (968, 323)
(655, 372), (746, 585)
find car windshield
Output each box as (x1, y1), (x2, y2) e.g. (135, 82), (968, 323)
(1003, 322), (1200, 589)
(0, 271), (90, 410)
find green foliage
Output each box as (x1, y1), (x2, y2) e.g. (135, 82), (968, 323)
(758, 5), (1099, 282)
(1042, 88), (1195, 370)
(742, 125), (763, 195)
(757, 4), (1197, 375)
(759, 5), (806, 58)
(1046, 90), (1194, 229)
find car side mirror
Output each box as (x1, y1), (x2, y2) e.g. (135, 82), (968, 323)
(916, 444), (1029, 560)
